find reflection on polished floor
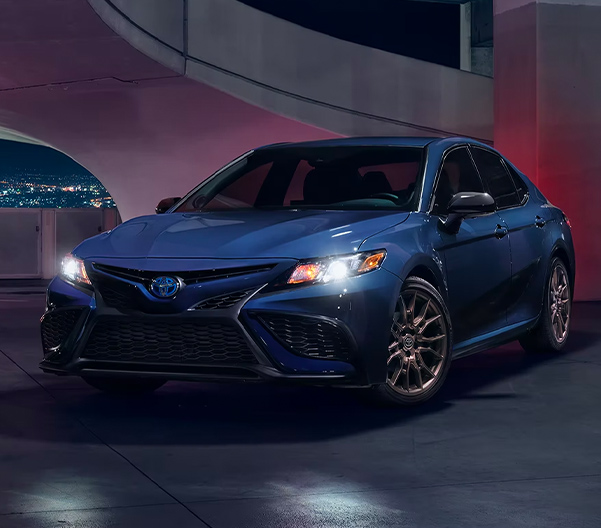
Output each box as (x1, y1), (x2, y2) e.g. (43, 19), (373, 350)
(1, 293), (600, 527)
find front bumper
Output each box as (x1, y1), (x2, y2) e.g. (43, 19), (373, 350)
(40, 260), (401, 386)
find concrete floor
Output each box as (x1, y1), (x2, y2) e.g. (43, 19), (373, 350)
(1, 293), (600, 528)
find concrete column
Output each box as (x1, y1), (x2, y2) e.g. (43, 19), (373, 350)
(494, 0), (601, 300)
(460, 3), (472, 72)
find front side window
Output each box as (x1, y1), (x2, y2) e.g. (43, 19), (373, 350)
(470, 147), (520, 209)
(175, 146), (425, 212)
(431, 147), (484, 216)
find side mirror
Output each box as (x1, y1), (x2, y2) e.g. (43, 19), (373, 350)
(448, 192), (495, 215)
(155, 197), (181, 214)
(439, 192), (495, 234)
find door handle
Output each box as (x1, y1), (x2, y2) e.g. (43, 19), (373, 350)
(494, 224), (508, 239)
(535, 216), (546, 228)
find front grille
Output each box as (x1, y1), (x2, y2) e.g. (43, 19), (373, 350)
(82, 319), (258, 365)
(92, 262), (276, 285)
(96, 281), (142, 312)
(193, 288), (257, 310)
(41, 309), (83, 350)
(259, 313), (352, 361)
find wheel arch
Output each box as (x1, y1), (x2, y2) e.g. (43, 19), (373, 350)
(551, 242), (575, 295)
(399, 255), (448, 305)
(529, 238), (575, 325)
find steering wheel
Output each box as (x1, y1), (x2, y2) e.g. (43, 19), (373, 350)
(369, 193), (399, 203)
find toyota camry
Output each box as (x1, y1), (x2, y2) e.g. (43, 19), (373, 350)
(40, 137), (575, 405)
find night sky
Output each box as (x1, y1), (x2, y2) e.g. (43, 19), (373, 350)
(238, 0), (461, 68)
(0, 139), (115, 208)
(0, 139), (92, 176)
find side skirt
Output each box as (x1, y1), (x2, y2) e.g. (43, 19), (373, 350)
(452, 317), (538, 360)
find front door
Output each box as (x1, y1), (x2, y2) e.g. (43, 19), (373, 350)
(437, 215), (511, 344)
(431, 146), (511, 344)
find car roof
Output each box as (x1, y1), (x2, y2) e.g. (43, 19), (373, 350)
(256, 136), (492, 150)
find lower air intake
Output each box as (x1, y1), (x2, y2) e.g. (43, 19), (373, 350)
(82, 319), (257, 365)
(41, 309), (84, 351)
(258, 313), (352, 361)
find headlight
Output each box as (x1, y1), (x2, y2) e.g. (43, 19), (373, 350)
(287, 250), (386, 285)
(61, 254), (91, 285)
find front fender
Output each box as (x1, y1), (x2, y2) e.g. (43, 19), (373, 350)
(359, 213), (448, 304)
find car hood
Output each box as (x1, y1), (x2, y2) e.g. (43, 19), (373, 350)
(75, 210), (410, 260)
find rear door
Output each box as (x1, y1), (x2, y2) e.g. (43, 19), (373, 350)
(470, 146), (547, 326)
(431, 146), (511, 345)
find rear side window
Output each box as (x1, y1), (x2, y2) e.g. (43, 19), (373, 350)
(470, 147), (520, 209)
(504, 162), (529, 204)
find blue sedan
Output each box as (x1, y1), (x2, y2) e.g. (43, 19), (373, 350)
(40, 137), (575, 405)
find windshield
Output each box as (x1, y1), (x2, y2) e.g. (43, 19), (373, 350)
(175, 146), (425, 212)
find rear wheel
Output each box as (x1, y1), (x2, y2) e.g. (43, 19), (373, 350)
(82, 376), (166, 394)
(373, 276), (453, 406)
(519, 257), (571, 353)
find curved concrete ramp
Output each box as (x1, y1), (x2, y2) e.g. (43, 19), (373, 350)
(89, 0), (493, 141)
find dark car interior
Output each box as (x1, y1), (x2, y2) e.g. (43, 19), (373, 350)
(293, 161), (418, 209)
(177, 146), (425, 212)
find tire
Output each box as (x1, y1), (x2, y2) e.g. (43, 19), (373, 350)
(82, 376), (166, 394)
(372, 276), (453, 406)
(519, 257), (572, 353)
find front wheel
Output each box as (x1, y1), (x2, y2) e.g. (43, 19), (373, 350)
(82, 376), (166, 394)
(519, 257), (572, 353)
(373, 276), (453, 406)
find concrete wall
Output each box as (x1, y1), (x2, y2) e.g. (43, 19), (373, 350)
(0, 208), (119, 279)
(495, 0), (601, 300)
